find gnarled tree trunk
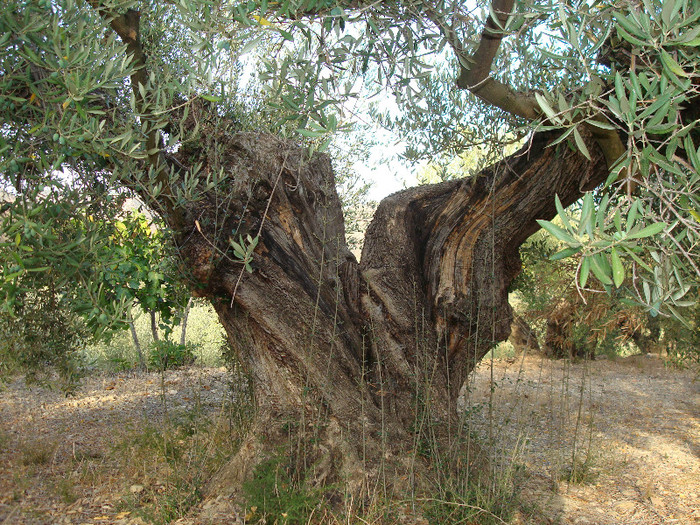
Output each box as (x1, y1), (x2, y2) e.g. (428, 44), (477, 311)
(172, 130), (608, 498)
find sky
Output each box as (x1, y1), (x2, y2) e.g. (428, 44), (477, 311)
(234, 21), (425, 202)
(336, 89), (422, 201)
(355, 131), (419, 201)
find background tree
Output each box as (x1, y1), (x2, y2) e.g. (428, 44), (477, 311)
(107, 210), (191, 366)
(0, 181), (127, 389)
(1, 0), (697, 504)
(512, 229), (700, 361)
(0, 183), (190, 379)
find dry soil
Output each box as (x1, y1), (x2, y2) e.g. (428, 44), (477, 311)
(0, 355), (697, 524)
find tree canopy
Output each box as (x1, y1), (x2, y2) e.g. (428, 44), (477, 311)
(1, 0), (698, 324)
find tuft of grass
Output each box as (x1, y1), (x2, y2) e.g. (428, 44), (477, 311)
(559, 454), (598, 485)
(20, 440), (55, 466)
(121, 474), (204, 525)
(53, 476), (79, 504)
(148, 341), (197, 371)
(416, 446), (525, 525)
(112, 394), (245, 525)
(489, 341), (518, 360)
(12, 471), (32, 502)
(242, 456), (326, 525)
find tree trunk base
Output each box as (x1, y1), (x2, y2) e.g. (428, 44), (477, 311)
(207, 416), (420, 500)
(203, 405), (494, 525)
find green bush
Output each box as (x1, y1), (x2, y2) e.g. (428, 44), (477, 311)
(148, 341), (197, 371)
(0, 291), (88, 393)
(85, 302), (226, 371)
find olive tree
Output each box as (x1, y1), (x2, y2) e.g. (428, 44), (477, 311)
(1, 0), (697, 499)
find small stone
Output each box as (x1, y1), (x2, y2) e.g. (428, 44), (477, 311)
(614, 500), (636, 513)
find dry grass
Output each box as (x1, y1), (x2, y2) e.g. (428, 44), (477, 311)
(1, 354), (697, 524)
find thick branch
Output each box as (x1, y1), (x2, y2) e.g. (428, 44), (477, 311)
(587, 124), (627, 169)
(448, 0), (627, 168)
(449, 0), (539, 120)
(361, 129), (609, 393)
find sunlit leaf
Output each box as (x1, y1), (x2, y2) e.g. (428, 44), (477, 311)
(554, 195), (573, 232)
(572, 127), (591, 160)
(578, 193), (594, 236)
(627, 223), (666, 239)
(611, 247), (625, 288)
(590, 254), (613, 285)
(549, 246), (581, 261)
(580, 256), (590, 288)
(536, 220), (580, 246)
(660, 49), (689, 78)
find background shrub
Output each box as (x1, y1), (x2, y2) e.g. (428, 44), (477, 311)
(148, 341), (197, 371)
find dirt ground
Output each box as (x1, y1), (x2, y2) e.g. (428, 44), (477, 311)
(465, 354), (700, 525)
(0, 355), (697, 524)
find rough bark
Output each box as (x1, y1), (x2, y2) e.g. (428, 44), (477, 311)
(167, 129), (609, 498)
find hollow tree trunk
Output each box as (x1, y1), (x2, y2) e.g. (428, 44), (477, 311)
(173, 130), (608, 497)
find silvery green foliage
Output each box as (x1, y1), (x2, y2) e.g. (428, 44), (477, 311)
(531, 0), (700, 323)
(241, 0), (699, 321)
(1, 0), (698, 329)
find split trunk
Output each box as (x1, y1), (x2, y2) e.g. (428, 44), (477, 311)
(171, 130), (608, 496)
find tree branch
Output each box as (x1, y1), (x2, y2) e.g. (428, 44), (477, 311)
(429, 0), (539, 120)
(433, 0), (629, 170)
(87, 2), (184, 228)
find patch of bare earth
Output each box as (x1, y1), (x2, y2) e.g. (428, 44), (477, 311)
(0, 368), (232, 525)
(465, 354), (699, 525)
(0, 355), (697, 524)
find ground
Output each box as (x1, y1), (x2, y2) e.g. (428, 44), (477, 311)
(0, 355), (697, 524)
(465, 354), (700, 525)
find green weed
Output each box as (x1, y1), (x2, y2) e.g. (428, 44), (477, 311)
(84, 302), (226, 372)
(417, 443), (524, 525)
(113, 398), (242, 525)
(148, 341), (197, 371)
(242, 456), (327, 525)
(12, 471), (32, 502)
(53, 476), (79, 504)
(559, 454), (598, 485)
